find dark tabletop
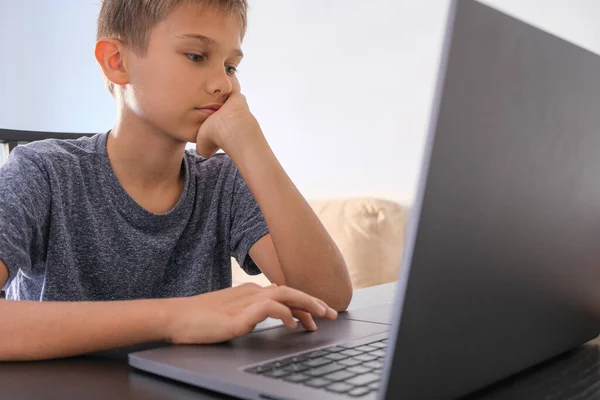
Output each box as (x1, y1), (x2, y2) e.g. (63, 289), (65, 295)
(2, 283), (599, 400)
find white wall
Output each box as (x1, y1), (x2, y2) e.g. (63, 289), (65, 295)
(2, 1), (600, 205)
(0, 1), (114, 133)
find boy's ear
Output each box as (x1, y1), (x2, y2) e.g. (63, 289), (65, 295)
(94, 38), (130, 87)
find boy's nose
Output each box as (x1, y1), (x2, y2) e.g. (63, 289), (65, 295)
(206, 69), (233, 96)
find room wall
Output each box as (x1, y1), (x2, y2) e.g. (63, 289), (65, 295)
(1, 0), (599, 205)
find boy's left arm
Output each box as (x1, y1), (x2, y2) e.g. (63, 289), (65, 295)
(242, 141), (353, 312)
(196, 93), (353, 312)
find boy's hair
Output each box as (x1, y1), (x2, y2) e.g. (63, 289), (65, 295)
(97, 0), (248, 96)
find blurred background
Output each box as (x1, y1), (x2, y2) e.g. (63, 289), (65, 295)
(1, 0), (599, 205)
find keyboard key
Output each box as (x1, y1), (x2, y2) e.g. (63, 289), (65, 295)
(368, 381), (380, 390)
(245, 366), (270, 374)
(340, 349), (363, 357)
(304, 378), (330, 388)
(338, 358), (363, 367)
(323, 370), (356, 382)
(325, 353), (349, 361)
(346, 372), (380, 386)
(284, 373), (311, 383)
(283, 364), (309, 373)
(306, 350), (329, 358)
(364, 360), (384, 369)
(326, 346), (346, 353)
(347, 365), (372, 375)
(326, 382), (354, 394)
(303, 357), (332, 368)
(262, 360), (291, 369)
(264, 369), (290, 379)
(355, 345), (378, 352)
(348, 387), (372, 397)
(353, 354), (378, 362)
(370, 349), (386, 358)
(369, 342), (387, 349)
(306, 362), (345, 376)
(286, 355), (309, 364)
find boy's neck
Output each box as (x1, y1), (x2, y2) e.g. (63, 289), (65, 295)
(106, 110), (186, 194)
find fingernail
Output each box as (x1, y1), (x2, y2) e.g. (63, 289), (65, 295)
(311, 321), (318, 331)
(329, 308), (338, 318)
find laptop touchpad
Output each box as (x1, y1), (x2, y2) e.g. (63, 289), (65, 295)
(242, 318), (389, 351)
(338, 304), (393, 325)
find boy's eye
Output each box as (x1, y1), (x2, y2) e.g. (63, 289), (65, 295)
(186, 53), (205, 62)
(225, 66), (238, 75)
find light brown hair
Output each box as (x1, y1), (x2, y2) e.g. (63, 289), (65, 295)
(96, 0), (248, 95)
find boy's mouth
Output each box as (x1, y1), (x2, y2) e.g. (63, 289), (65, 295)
(195, 104), (222, 116)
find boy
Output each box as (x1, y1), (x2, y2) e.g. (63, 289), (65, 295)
(0, 0), (352, 361)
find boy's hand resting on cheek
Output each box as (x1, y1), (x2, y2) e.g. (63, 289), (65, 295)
(164, 283), (338, 344)
(195, 91), (263, 159)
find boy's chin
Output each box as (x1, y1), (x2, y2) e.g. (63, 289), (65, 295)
(166, 128), (199, 145)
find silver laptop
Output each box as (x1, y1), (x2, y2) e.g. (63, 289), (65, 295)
(129, 1), (600, 398)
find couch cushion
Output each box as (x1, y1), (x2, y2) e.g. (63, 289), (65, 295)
(231, 198), (406, 289)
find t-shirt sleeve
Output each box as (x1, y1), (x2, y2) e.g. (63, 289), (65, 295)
(0, 146), (51, 291)
(229, 166), (269, 276)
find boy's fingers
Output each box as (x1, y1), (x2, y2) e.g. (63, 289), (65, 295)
(265, 286), (334, 318)
(245, 299), (297, 330)
(292, 310), (317, 331)
(316, 298), (338, 320)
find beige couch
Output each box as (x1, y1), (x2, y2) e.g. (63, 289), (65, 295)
(232, 198), (406, 290)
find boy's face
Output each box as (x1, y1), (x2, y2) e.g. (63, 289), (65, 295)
(123, 2), (243, 143)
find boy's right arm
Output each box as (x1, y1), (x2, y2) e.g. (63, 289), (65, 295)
(0, 259), (337, 362)
(0, 258), (169, 361)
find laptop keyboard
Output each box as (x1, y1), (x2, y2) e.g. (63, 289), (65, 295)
(244, 338), (387, 397)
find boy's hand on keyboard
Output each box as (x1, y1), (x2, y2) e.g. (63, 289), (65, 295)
(164, 283), (338, 344)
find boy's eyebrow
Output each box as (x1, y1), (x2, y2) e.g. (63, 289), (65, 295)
(177, 34), (244, 57)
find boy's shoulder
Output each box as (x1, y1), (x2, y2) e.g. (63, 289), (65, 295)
(183, 151), (246, 196)
(11, 137), (239, 183)
(11, 135), (99, 167)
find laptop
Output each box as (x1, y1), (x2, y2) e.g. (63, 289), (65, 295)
(129, 1), (600, 398)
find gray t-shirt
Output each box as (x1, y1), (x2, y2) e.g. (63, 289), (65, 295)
(0, 133), (269, 301)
